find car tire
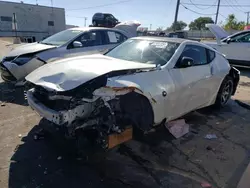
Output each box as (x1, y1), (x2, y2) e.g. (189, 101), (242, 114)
(214, 76), (234, 108)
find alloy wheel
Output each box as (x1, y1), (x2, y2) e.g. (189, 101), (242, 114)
(221, 80), (233, 105)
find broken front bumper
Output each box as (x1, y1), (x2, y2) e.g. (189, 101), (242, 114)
(27, 89), (93, 126)
(27, 89), (64, 125)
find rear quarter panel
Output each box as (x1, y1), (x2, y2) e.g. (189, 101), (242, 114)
(207, 53), (231, 105)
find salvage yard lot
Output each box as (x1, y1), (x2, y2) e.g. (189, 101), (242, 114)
(1, 41), (250, 188)
(1, 81), (250, 188)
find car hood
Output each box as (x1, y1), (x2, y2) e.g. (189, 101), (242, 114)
(25, 54), (156, 92)
(206, 24), (229, 40)
(6, 42), (56, 57)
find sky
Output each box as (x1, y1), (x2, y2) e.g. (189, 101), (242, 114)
(2, 0), (250, 29)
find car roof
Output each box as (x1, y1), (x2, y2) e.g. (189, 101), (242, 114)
(228, 29), (250, 38)
(94, 12), (112, 15)
(130, 36), (189, 43)
(68, 27), (121, 32)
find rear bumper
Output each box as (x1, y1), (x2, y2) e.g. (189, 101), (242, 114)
(230, 66), (240, 95)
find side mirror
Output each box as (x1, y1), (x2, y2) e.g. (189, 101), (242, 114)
(179, 57), (194, 68)
(226, 38), (231, 44)
(73, 41), (83, 48)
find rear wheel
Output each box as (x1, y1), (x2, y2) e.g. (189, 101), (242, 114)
(214, 76), (234, 108)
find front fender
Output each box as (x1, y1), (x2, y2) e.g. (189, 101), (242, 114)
(93, 77), (156, 105)
(93, 70), (175, 124)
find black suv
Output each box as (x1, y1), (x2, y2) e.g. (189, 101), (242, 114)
(92, 13), (119, 28)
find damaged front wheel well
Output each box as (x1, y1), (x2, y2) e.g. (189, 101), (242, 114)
(118, 92), (154, 131)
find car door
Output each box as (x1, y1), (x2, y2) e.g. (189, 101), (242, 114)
(218, 32), (250, 62)
(168, 44), (213, 118)
(102, 30), (128, 53)
(64, 30), (110, 58)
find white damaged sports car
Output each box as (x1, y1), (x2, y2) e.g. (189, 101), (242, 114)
(25, 37), (240, 150)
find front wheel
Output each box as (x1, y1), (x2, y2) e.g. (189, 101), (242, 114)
(214, 76), (234, 108)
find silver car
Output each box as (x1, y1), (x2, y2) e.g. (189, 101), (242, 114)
(0, 21), (140, 83)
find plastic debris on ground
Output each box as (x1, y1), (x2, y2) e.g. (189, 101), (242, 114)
(204, 134), (217, 140)
(165, 119), (189, 138)
(201, 182), (212, 187)
(57, 156), (62, 160)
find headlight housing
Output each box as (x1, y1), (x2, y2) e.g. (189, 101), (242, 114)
(13, 56), (33, 66)
(1, 56), (16, 63)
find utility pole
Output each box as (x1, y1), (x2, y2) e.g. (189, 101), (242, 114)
(13, 13), (17, 38)
(84, 17), (87, 27)
(215, 0), (221, 24)
(246, 12), (250, 25)
(173, 0), (180, 31)
(50, 0), (55, 33)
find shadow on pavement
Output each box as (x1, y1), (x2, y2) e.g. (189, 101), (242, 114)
(0, 82), (27, 106)
(9, 119), (203, 188)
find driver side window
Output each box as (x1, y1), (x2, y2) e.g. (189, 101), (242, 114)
(68, 31), (103, 49)
(176, 45), (207, 67)
(230, 32), (250, 43)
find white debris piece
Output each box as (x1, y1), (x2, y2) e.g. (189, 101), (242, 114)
(18, 134), (22, 138)
(204, 134), (217, 140)
(57, 156), (62, 160)
(165, 119), (189, 138)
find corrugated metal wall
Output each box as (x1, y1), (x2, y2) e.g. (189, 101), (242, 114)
(0, 1), (66, 41)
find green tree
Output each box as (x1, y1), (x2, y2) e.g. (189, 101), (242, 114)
(189, 17), (214, 30)
(167, 21), (187, 31)
(223, 14), (245, 30)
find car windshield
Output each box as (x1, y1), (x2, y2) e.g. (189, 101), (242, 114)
(40, 29), (83, 46)
(106, 39), (180, 66)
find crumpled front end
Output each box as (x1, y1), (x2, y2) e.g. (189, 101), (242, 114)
(26, 75), (154, 150)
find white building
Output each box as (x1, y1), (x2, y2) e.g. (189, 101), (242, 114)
(0, 1), (65, 42)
